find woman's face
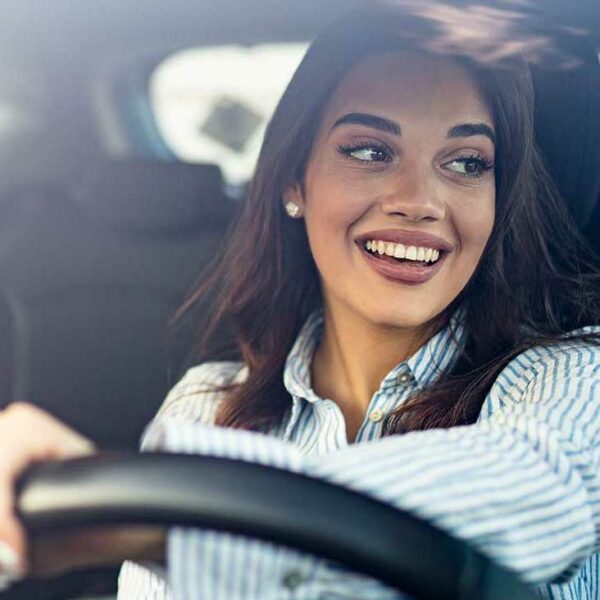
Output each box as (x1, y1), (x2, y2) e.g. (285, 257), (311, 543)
(285, 52), (496, 332)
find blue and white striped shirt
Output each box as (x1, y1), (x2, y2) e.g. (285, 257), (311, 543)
(119, 310), (600, 599)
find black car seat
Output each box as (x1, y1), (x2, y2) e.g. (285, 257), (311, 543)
(0, 159), (238, 449)
(531, 33), (600, 250)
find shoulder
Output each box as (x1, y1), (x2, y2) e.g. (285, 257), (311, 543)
(484, 327), (600, 413)
(154, 361), (246, 423)
(139, 361), (246, 450)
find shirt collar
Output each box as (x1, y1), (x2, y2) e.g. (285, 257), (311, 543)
(283, 310), (325, 403)
(283, 308), (465, 402)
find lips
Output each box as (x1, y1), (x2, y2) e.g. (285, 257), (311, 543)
(355, 229), (453, 285)
(359, 245), (447, 284)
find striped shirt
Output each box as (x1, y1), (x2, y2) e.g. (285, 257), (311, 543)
(118, 310), (600, 599)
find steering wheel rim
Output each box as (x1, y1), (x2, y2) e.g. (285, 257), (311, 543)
(16, 453), (535, 600)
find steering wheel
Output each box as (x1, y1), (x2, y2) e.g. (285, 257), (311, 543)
(16, 453), (536, 600)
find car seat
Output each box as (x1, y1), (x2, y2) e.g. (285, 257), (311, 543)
(0, 159), (238, 449)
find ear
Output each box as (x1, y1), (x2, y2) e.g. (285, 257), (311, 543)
(282, 183), (306, 214)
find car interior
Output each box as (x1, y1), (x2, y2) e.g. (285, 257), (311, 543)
(0, 1), (598, 598)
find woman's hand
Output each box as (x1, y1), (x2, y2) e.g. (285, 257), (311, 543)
(0, 402), (95, 587)
(0, 402), (166, 589)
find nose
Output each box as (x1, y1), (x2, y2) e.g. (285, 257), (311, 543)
(378, 162), (446, 223)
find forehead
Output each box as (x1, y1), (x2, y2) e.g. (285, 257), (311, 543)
(322, 51), (493, 129)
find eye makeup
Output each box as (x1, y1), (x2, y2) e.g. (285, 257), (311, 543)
(337, 139), (394, 163)
(441, 153), (494, 178)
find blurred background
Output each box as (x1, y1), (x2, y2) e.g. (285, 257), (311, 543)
(0, 0), (353, 456)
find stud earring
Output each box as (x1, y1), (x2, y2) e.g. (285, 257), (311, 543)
(285, 201), (302, 218)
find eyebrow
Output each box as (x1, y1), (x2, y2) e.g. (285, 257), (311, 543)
(332, 112), (496, 146)
(332, 112), (401, 136)
(447, 123), (496, 145)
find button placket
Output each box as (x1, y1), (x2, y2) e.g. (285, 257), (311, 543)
(368, 408), (384, 423)
(396, 368), (412, 385)
(361, 367), (414, 437)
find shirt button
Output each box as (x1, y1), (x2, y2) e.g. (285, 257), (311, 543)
(396, 370), (412, 385)
(369, 408), (384, 423)
(282, 570), (305, 590)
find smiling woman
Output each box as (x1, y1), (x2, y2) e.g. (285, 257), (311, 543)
(0, 1), (600, 600)
(286, 52), (495, 330)
(189, 5), (600, 439)
(279, 52), (498, 438)
(120, 3), (600, 598)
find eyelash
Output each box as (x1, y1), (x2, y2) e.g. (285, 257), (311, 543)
(444, 154), (494, 178)
(338, 140), (393, 164)
(337, 141), (494, 178)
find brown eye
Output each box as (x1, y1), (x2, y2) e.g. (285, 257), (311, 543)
(442, 156), (494, 178)
(338, 142), (392, 163)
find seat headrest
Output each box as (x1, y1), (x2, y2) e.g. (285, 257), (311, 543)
(69, 160), (233, 234)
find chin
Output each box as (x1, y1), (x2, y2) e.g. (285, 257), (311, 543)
(361, 303), (448, 332)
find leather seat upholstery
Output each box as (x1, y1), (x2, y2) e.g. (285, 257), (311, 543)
(0, 160), (238, 449)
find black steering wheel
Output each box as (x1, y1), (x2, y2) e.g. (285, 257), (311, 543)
(15, 453), (536, 600)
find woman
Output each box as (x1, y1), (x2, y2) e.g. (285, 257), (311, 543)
(1, 2), (600, 599)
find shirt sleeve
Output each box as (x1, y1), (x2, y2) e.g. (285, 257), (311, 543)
(308, 364), (600, 583)
(153, 344), (600, 596)
(118, 361), (251, 600)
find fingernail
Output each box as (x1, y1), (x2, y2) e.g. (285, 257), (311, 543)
(0, 542), (23, 590)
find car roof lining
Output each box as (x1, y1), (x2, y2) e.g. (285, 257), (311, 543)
(0, 1), (597, 69)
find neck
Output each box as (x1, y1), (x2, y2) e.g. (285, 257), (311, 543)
(311, 300), (434, 417)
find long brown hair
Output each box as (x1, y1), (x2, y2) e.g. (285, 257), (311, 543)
(175, 2), (600, 434)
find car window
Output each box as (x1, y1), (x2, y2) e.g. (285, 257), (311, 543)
(149, 43), (309, 186)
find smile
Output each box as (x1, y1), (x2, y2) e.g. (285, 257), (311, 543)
(357, 241), (448, 285)
(355, 229), (453, 285)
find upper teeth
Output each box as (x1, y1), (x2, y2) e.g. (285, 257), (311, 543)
(365, 240), (440, 263)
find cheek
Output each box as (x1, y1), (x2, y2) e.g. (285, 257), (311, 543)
(455, 190), (495, 264)
(303, 162), (369, 240)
